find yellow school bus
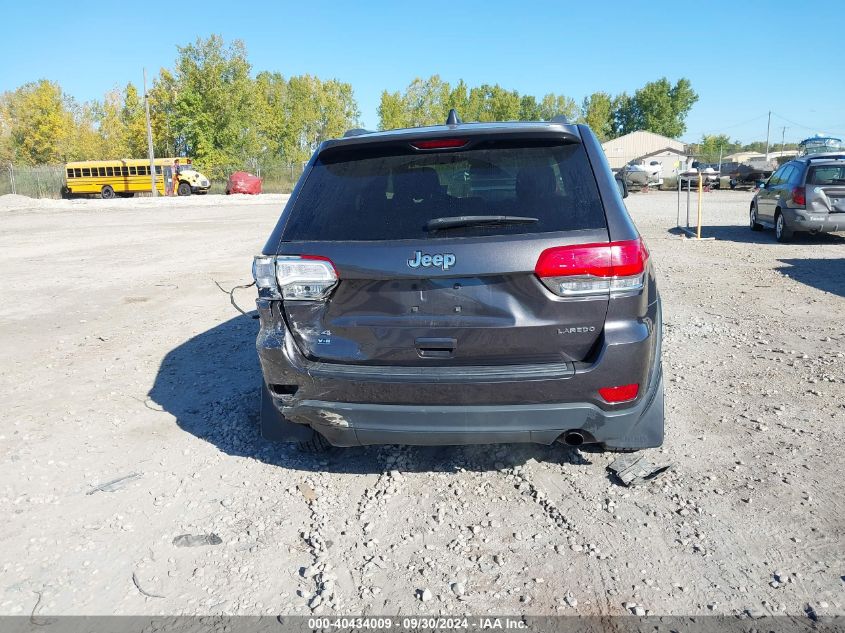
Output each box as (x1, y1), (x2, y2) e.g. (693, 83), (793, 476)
(62, 158), (211, 198)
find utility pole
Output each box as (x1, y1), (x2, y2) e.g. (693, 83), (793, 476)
(143, 68), (157, 197)
(764, 110), (772, 162)
(780, 126), (787, 156)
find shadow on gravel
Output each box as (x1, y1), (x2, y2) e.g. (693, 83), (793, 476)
(776, 258), (845, 298)
(149, 313), (595, 475)
(667, 225), (845, 244)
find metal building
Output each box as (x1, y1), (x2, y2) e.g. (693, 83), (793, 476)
(601, 131), (688, 173)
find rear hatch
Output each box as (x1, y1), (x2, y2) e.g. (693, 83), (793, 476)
(275, 131), (612, 366)
(805, 162), (845, 213)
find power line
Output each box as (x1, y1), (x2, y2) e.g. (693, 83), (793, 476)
(771, 111), (844, 135)
(685, 112), (771, 138)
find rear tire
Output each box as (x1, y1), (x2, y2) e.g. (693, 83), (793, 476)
(775, 211), (793, 242)
(177, 182), (191, 196)
(101, 185), (115, 199)
(750, 205), (763, 231)
(296, 430), (334, 454)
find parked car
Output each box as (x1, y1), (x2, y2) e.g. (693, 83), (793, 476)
(750, 153), (845, 242)
(226, 171), (263, 195)
(252, 112), (664, 453)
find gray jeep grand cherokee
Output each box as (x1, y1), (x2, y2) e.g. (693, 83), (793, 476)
(253, 112), (664, 452)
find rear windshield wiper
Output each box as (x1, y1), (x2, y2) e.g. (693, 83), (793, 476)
(426, 215), (539, 231)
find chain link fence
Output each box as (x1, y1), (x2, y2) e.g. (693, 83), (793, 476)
(1, 163), (306, 199)
(1, 165), (66, 198)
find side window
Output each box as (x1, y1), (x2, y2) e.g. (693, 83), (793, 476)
(106, 166), (113, 177)
(66, 168), (74, 178)
(155, 165), (162, 175)
(129, 166), (137, 175)
(788, 164), (804, 184)
(779, 165), (795, 184)
(100, 167), (107, 177)
(74, 168), (81, 178)
(139, 165), (148, 176)
(769, 166), (786, 186)
(82, 168), (91, 177)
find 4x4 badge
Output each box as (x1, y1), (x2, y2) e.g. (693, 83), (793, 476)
(407, 250), (456, 271)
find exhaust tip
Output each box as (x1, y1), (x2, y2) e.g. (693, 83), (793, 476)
(561, 431), (585, 447)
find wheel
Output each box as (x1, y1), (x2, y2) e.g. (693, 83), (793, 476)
(177, 182), (191, 196)
(750, 205), (763, 231)
(296, 429), (334, 454)
(775, 211), (793, 242)
(101, 185), (115, 199)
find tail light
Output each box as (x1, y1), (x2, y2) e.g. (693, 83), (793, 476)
(792, 186), (806, 206)
(599, 383), (639, 403)
(252, 255), (338, 301)
(411, 138), (469, 150)
(535, 238), (649, 297)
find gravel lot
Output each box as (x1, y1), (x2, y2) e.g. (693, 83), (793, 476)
(0, 190), (843, 619)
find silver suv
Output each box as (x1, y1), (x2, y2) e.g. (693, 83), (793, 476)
(750, 154), (845, 242)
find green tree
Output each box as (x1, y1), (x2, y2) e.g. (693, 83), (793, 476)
(519, 95), (541, 121)
(465, 84), (521, 122)
(404, 75), (451, 127)
(537, 93), (579, 122)
(253, 71), (288, 159)
(4, 80), (75, 164)
(378, 90), (406, 130)
(580, 92), (613, 140)
(121, 84), (148, 157)
(165, 35), (261, 177)
(695, 134), (736, 162)
(69, 101), (104, 160)
(611, 93), (637, 137)
(281, 75), (359, 164)
(612, 78), (698, 138)
(0, 93), (13, 164)
(98, 89), (129, 158)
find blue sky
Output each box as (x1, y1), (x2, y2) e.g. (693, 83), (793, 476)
(2, 0), (843, 144)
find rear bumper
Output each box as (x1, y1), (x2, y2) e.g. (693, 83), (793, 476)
(785, 209), (845, 233)
(278, 368), (663, 447)
(256, 297), (663, 448)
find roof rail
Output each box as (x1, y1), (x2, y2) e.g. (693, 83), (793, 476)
(343, 128), (372, 138)
(550, 115), (570, 124)
(446, 109), (462, 125)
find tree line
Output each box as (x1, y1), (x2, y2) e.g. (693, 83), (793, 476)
(1, 35), (708, 178)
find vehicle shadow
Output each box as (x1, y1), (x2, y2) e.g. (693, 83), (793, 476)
(148, 313), (595, 475)
(776, 258), (845, 298)
(667, 225), (845, 245)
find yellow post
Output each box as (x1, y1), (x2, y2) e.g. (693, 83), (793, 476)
(696, 172), (703, 239)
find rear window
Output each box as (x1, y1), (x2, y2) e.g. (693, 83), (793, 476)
(807, 164), (845, 184)
(281, 142), (606, 241)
